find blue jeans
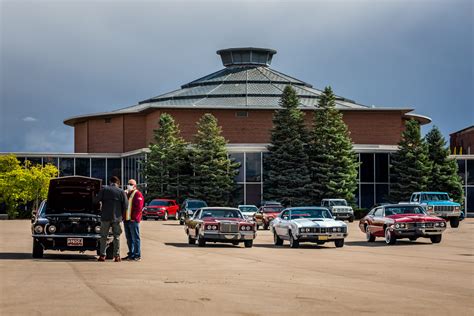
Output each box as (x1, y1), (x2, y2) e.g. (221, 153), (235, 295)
(124, 221), (141, 258)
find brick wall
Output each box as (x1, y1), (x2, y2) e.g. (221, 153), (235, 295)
(74, 121), (88, 152)
(75, 108), (407, 153)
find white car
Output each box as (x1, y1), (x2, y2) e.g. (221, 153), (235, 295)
(321, 199), (355, 222)
(270, 207), (348, 248)
(238, 205), (258, 220)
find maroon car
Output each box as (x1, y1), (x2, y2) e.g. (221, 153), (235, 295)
(359, 204), (446, 244)
(142, 199), (179, 221)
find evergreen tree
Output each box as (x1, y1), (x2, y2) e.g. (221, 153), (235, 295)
(144, 113), (190, 200)
(264, 86), (311, 206)
(390, 119), (431, 202)
(307, 86), (358, 203)
(425, 126), (463, 203)
(191, 113), (239, 206)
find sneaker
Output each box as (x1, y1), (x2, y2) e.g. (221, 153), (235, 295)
(121, 256), (132, 261)
(114, 256), (121, 262)
(97, 256), (106, 262)
(133, 257), (141, 262)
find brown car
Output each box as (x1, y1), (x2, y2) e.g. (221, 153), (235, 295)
(254, 205), (284, 230)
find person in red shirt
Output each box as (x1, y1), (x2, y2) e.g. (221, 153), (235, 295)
(122, 179), (144, 261)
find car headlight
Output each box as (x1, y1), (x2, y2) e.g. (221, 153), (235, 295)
(337, 227), (342, 232)
(212, 225), (217, 230)
(95, 225), (101, 234)
(332, 227), (337, 232)
(48, 225), (56, 234)
(434, 222), (440, 227)
(34, 225), (44, 234)
(440, 222), (445, 227)
(395, 223), (400, 229)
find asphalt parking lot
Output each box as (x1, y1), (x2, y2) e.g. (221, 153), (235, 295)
(1, 219), (473, 315)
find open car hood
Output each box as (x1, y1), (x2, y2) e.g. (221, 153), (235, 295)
(46, 176), (102, 214)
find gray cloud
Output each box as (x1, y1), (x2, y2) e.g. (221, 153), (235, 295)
(1, 0), (472, 152)
(22, 116), (38, 122)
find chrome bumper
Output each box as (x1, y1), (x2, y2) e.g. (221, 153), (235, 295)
(297, 232), (347, 241)
(202, 231), (256, 241)
(32, 234), (101, 239)
(392, 228), (445, 237)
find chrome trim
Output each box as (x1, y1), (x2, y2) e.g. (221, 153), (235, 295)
(32, 234), (101, 238)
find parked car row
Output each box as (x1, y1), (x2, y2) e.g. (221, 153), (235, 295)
(30, 176), (462, 258)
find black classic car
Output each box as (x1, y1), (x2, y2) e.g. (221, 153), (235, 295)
(31, 176), (112, 258)
(178, 199), (208, 225)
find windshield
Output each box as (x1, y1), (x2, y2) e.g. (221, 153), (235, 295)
(384, 206), (426, 216)
(200, 209), (242, 219)
(239, 206), (258, 212)
(188, 201), (208, 209)
(262, 206), (283, 213)
(290, 209), (333, 219)
(149, 200), (170, 206)
(329, 200), (347, 206)
(421, 193), (449, 201)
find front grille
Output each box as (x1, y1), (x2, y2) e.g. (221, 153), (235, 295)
(219, 222), (238, 233)
(416, 222), (435, 228)
(304, 227), (347, 234)
(434, 205), (454, 213)
(56, 221), (94, 234)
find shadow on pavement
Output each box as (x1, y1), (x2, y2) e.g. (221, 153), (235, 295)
(252, 244), (336, 250)
(0, 252), (97, 261)
(164, 242), (241, 248)
(162, 223), (182, 226)
(345, 240), (431, 247)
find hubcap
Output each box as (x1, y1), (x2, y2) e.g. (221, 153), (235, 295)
(385, 229), (391, 243)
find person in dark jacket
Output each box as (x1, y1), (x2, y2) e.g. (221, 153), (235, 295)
(122, 179), (144, 261)
(95, 176), (128, 262)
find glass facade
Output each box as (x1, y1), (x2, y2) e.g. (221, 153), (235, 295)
(7, 151), (473, 212)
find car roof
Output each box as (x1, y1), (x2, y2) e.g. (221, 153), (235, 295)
(380, 204), (419, 208)
(200, 207), (240, 211)
(286, 206), (329, 210)
(413, 192), (447, 194)
(238, 205), (257, 207)
(185, 199), (206, 202)
(322, 198), (346, 201)
(152, 198), (175, 201)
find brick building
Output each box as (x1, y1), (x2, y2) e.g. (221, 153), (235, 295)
(450, 125), (474, 155)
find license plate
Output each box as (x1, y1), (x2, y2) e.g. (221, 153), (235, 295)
(318, 235), (329, 241)
(67, 238), (83, 246)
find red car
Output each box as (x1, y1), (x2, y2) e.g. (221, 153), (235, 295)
(253, 205), (284, 230)
(185, 207), (256, 247)
(142, 199), (179, 221)
(359, 204), (446, 244)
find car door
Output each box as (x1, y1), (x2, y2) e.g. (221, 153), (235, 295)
(371, 207), (385, 236)
(274, 210), (290, 236)
(170, 201), (179, 217)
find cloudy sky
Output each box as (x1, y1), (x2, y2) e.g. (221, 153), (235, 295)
(1, 0), (472, 153)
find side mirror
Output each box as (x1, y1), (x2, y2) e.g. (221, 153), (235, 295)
(449, 198), (453, 202)
(283, 216), (289, 220)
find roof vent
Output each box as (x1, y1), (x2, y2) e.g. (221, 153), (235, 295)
(216, 47), (277, 67)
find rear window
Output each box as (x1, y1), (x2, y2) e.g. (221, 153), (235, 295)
(149, 200), (171, 206)
(188, 201), (208, 208)
(262, 207), (283, 213)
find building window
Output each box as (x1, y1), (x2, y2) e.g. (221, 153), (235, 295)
(235, 111), (248, 118)
(246, 153), (261, 182)
(360, 184), (375, 209)
(26, 157), (42, 166)
(43, 157), (58, 168)
(107, 158), (121, 183)
(375, 153), (389, 182)
(360, 153), (374, 182)
(75, 158), (90, 177)
(232, 184), (244, 205)
(246, 184), (262, 206)
(91, 158), (106, 183)
(59, 158), (74, 176)
(229, 153), (244, 182)
(467, 160), (474, 185)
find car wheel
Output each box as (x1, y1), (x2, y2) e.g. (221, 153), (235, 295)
(289, 232), (299, 248)
(179, 218), (184, 226)
(105, 244), (114, 259)
(188, 235), (196, 245)
(197, 232), (206, 247)
(273, 232), (283, 246)
(232, 241), (239, 246)
(385, 227), (396, 245)
(334, 239), (344, 248)
(349, 216), (354, 223)
(244, 240), (253, 248)
(32, 239), (43, 258)
(450, 217), (459, 228)
(164, 212), (168, 221)
(366, 225), (375, 242)
(143, 216), (147, 221)
(430, 235), (442, 244)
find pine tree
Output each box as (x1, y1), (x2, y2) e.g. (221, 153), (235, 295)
(425, 126), (463, 203)
(307, 86), (358, 204)
(191, 113), (239, 206)
(390, 119), (431, 202)
(264, 86), (311, 206)
(144, 113), (190, 200)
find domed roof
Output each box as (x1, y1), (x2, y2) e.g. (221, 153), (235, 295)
(64, 47), (426, 126)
